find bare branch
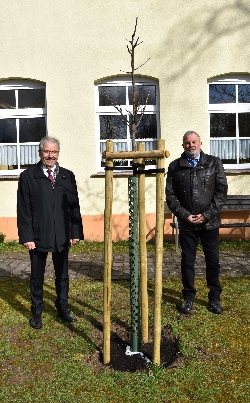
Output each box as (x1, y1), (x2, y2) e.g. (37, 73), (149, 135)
(134, 58), (150, 71)
(101, 89), (132, 128)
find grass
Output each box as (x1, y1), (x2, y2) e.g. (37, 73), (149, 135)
(0, 278), (250, 402)
(0, 239), (250, 402)
(0, 238), (250, 254)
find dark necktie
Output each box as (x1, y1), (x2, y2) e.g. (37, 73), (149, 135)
(47, 169), (55, 184)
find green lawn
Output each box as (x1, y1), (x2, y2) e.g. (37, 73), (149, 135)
(0, 274), (249, 402)
(0, 238), (250, 254)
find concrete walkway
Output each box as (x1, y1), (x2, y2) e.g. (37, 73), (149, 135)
(0, 251), (249, 281)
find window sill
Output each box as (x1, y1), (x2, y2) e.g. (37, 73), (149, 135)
(91, 171), (142, 178)
(0, 175), (20, 180)
(91, 168), (250, 178)
(224, 168), (250, 174)
(91, 171), (163, 178)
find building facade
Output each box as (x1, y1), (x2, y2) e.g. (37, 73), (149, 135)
(0, 0), (250, 241)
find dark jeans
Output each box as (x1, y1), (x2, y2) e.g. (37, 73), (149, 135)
(179, 228), (222, 302)
(29, 249), (69, 315)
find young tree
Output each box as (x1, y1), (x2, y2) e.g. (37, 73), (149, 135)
(104, 17), (150, 156)
(126, 17), (150, 153)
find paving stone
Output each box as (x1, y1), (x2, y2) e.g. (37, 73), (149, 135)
(0, 251), (249, 281)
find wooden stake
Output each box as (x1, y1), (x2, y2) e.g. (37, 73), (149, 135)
(102, 150), (168, 160)
(103, 140), (113, 364)
(138, 142), (148, 343)
(153, 139), (165, 365)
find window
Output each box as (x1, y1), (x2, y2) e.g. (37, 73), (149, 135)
(95, 76), (160, 171)
(0, 79), (46, 175)
(208, 75), (250, 168)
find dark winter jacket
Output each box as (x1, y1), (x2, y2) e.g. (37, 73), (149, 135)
(165, 151), (228, 231)
(17, 161), (84, 251)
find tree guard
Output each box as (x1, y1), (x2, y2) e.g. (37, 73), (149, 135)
(128, 175), (141, 352)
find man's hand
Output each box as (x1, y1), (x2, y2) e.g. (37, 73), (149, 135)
(70, 239), (80, 245)
(187, 214), (207, 225)
(23, 242), (36, 250)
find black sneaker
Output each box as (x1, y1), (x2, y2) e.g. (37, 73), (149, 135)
(180, 300), (193, 314)
(30, 315), (42, 329)
(209, 300), (223, 314)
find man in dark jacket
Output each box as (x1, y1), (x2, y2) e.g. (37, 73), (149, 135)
(17, 136), (84, 329)
(166, 131), (228, 314)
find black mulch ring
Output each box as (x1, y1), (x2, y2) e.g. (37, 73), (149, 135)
(86, 321), (185, 373)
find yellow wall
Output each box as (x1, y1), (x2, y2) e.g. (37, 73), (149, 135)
(0, 0), (250, 240)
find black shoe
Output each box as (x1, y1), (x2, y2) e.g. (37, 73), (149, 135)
(30, 315), (42, 329)
(58, 309), (77, 322)
(209, 300), (223, 314)
(180, 300), (193, 314)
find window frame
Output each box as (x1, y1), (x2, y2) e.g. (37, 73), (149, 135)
(0, 79), (47, 176)
(208, 75), (250, 170)
(95, 76), (160, 172)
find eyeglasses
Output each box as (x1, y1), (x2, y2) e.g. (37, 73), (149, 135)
(42, 150), (59, 155)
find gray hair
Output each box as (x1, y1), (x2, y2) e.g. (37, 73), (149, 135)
(182, 131), (201, 142)
(39, 136), (60, 151)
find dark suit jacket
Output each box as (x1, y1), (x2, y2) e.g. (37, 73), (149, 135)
(17, 161), (84, 252)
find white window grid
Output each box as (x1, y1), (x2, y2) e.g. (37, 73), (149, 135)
(0, 80), (46, 175)
(95, 77), (160, 172)
(208, 75), (250, 169)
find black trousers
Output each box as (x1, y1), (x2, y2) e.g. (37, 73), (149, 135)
(179, 228), (222, 302)
(29, 249), (69, 315)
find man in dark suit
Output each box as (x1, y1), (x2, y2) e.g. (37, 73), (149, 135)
(17, 136), (84, 329)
